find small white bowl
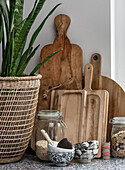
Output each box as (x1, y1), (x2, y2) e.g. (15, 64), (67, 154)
(47, 142), (75, 166)
(74, 140), (99, 163)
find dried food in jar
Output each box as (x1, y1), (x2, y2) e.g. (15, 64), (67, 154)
(111, 131), (125, 157)
(36, 140), (50, 161)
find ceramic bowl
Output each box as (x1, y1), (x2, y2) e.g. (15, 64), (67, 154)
(74, 140), (99, 163)
(47, 142), (75, 167)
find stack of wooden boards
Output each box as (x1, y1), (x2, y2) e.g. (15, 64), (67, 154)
(51, 64), (109, 158)
(31, 14), (125, 158)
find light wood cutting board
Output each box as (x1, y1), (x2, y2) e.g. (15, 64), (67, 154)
(31, 14), (83, 150)
(91, 53), (125, 141)
(83, 64), (109, 158)
(50, 90), (87, 144)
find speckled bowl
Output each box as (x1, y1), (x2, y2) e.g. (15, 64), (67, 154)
(74, 140), (99, 163)
(47, 142), (75, 167)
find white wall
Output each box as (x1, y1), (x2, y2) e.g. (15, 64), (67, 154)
(0, 0), (111, 77)
(24, 0), (110, 76)
(112, 0), (125, 89)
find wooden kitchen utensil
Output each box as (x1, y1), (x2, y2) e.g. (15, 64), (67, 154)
(50, 90), (87, 144)
(31, 14), (83, 150)
(83, 64), (109, 158)
(91, 53), (125, 141)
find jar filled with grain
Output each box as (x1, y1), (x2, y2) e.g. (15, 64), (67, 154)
(35, 110), (65, 161)
(109, 117), (125, 158)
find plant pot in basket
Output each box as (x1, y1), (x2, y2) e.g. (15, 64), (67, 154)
(0, 74), (41, 163)
(0, 0), (61, 163)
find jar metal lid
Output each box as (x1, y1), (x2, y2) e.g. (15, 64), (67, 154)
(37, 110), (62, 120)
(109, 117), (125, 125)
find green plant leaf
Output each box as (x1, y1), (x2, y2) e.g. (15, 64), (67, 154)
(0, 9), (4, 43)
(17, 46), (33, 72)
(17, 45), (40, 76)
(9, 30), (15, 75)
(26, 3), (62, 61)
(14, 0), (24, 29)
(13, 0), (45, 64)
(0, 0), (9, 40)
(11, 1), (38, 76)
(30, 49), (62, 76)
(9, 0), (16, 32)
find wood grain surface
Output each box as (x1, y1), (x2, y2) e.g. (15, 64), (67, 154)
(83, 64), (109, 158)
(91, 53), (125, 141)
(50, 90), (87, 144)
(31, 14), (83, 150)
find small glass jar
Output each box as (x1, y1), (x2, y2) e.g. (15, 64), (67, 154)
(35, 110), (65, 161)
(109, 117), (125, 158)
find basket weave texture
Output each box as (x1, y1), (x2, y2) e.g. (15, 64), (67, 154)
(0, 74), (41, 163)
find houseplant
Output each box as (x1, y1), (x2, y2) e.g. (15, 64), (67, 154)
(0, 0), (61, 163)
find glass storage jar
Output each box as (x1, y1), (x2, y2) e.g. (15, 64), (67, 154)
(109, 117), (125, 158)
(35, 110), (65, 161)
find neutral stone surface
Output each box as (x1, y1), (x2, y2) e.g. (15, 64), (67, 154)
(0, 154), (125, 170)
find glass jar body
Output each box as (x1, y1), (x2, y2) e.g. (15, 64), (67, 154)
(110, 122), (125, 158)
(35, 110), (64, 161)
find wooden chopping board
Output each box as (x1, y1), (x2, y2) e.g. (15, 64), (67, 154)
(91, 53), (125, 141)
(83, 64), (109, 158)
(50, 90), (87, 144)
(31, 14), (83, 150)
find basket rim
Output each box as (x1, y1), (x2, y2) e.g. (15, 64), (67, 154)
(0, 74), (42, 81)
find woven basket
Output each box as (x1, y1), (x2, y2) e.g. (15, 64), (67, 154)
(0, 74), (42, 163)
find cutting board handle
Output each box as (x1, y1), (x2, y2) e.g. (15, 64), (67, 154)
(84, 64), (93, 90)
(91, 53), (101, 89)
(54, 14), (71, 35)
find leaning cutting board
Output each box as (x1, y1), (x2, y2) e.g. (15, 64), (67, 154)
(50, 90), (87, 144)
(83, 64), (109, 158)
(51, 64), (109, 158)
(31, 14), (83, 150)
(91, 53), (125, 141)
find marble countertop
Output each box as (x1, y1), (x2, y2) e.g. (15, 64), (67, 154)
(0, 153), (125, 170)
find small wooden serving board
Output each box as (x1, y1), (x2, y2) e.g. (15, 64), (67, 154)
(82, 64), (109, 158)
(50, 90), (87, 144)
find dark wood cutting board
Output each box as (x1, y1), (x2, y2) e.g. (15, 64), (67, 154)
(91, 53), (125, 141)
(31, 14), (83, 150)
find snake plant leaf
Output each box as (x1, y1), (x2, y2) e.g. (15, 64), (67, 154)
(17, 47), (33, 72)
(30, 49), (62, 76)
(21, 3), (62, 73)
(17, 45), (40, 76)
(9, 30), (15, 75)
(12, 1), (61, 76)
(0, 10), (4, 43)
(13, 0), (45, 61)
(0, 0), (9, 39)
(32, 0), (46, 24)
(14, 0), (24, 29)
(27, 3), (62, 60)
(4, 30), (15, 76)
(9, 0), (16, 32)
(11, 4), (37, 76)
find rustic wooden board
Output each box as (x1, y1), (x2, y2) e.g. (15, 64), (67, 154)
(91, 53), (125, 141)
(83, 64), (109, 158)
(31, 14), (83, 150)
(50, 90), (87, 144)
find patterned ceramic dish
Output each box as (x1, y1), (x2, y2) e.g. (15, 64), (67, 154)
(74, 140), (99, 163)
(47, 142), (75, 167)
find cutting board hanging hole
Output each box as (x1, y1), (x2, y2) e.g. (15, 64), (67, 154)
(93, 55), (98, 60)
